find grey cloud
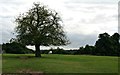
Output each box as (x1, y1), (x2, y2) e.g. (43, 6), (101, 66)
(1, 18), (15, 44)
(78, 14), (117, 24)
(0, 16), (13, 19)
(0, 0), (25, 6)
(65, 33), (98, 49)
(118, 25), (120, 34)
(64, 3), (116, 14)
(91, 15), (117, 24)
(2, 30), (15, 44)
(112, 15), (118, 20)
(118, 4), (120, 34)
(89, 15), (109, 24)
(64, 0), (118, 5)
(64, 17), (74, 21)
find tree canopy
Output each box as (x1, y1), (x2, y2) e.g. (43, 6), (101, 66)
(14, 2), (69, 57)
(95, 32), (120, 56)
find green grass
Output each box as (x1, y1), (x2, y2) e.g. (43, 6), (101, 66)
(2, 54), (118, 73)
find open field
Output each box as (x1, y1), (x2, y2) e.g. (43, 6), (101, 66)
(2, 54), (118, 73)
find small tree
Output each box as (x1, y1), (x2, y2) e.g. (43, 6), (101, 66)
(14, 2), (70, 57)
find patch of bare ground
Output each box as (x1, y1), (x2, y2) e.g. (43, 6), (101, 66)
(18, 69), (44, 75)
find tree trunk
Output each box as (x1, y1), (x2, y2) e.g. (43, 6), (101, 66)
(35, 44), (41, 57)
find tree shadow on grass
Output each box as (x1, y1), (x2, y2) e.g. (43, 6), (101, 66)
(2, 54), (35, 59)
(2, 54), (62, 61)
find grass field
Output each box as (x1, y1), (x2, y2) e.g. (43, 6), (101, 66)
(2, 54), (118, 73)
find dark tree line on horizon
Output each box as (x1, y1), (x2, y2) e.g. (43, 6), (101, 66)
(2, 32), (120, 56)
(77, 32), (120, 56)
(2, 42), (34, 54)
(41, 32), (120, 56)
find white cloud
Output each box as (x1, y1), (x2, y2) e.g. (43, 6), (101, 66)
(62, 3), (118, 35)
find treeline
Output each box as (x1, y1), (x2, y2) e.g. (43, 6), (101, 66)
(42, 32), (120, 56)
(2, 32), (120, 56)
(41, 47), (78, 54)
(0, 44), (2, 53)
(2, 42), (34, 54)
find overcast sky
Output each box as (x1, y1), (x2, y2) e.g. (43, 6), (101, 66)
(0, 0), (119, 50)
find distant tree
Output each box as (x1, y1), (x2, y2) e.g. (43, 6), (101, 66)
(0, 44), (2, 53)
(95, 32), (120, 56)
(79, 46), (84, 54)
(14, 3), (70, 57)
(84, 45), (90, 54)
(78, 45), (95, 55)
(95, 33), (112, 55)
(111, 33), (120, 56)
(52, 47), (65, 54)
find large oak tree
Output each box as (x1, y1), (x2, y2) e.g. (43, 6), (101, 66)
(14, 3), (69, 57)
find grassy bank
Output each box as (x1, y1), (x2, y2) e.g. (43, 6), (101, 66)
(2, 54), (118, 73)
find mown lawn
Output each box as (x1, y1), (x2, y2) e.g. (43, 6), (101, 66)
(2, 54), (118, 73)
